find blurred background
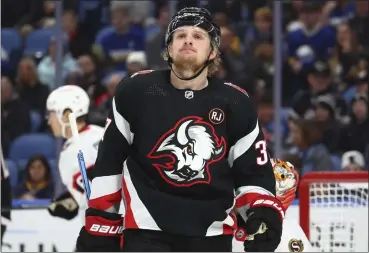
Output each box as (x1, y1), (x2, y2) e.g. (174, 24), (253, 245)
(0, 0), (368, 251)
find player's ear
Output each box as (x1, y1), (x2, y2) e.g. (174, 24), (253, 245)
(208, 47), (218, 61)
(62, 109), (72, 123)
(168, 44), (173, 58)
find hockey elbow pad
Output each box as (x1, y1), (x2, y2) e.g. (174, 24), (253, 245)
(242, 196), (285, 252)
(47, 191), (79, 220)
(76, 208), (123, 252)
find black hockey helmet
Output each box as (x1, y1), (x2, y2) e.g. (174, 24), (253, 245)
(164, 7), (221, 81)
(165, 7), (220, 48)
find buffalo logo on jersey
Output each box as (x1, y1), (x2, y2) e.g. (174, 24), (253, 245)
(147, 116), (226, 187)
(288, 238), (304, 252)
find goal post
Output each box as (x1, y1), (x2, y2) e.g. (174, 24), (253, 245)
(299, 171), (368, 252)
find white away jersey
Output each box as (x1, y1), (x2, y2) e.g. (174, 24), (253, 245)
(232, 214), (313, 252)
(58, 125), (104, 209)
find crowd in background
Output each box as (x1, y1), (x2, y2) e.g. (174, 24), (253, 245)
(1, 0), (368, 200)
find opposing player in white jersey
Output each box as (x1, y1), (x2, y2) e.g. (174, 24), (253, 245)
(45, 85), (104, 222)
(233, 158), (313, 252)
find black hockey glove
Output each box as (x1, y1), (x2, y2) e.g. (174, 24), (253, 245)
(76, 207), (123, 252)
(47, 191), (79, 220)
(238, 195), (285, 252)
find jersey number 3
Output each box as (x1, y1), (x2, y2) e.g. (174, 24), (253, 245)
(255, 140), (268, 165)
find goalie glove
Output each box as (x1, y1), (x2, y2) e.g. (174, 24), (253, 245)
(239, 196), (285, 252)
(76, 207), (123, 252)
(48, 191), (79, 220)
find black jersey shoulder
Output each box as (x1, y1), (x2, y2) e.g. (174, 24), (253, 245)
(209, 78), (251, 106)
(114, 70), (167, 97)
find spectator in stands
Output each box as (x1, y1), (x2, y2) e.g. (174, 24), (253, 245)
(36, 0), (56, 28)
(330, 23), (363, 89)
(1, 77), (31, 157)
(89, 73), (122, 126)
(127, 1), (153, 28)
(349, 0), (369, 50)
(126, 51), (147, 76)
(76, 54), (107, 107)
(355, 70), (369, 96)
(243, 6), (273, 56)
(62, 9), (92, 58)
(354, 63), (368, 96)
(286, 2), (336, 75)
(94, 2), (145, 72)
(37, 35), (78, 89)
(288, 119), (334, 175)
(339, 93), (369, 154)
(341, 150), (366, 171)
(15, 57), (49, 117)
(218, 26), (247, 88)
(13, 154), (54, 199)
(146, 3), (169, 70)
(314, 95), (342, 154)
(319, 0), (355, 27)
(246, 42), (275, 100)
(290, 60), (348, 121)
(257, 92), (287, 154)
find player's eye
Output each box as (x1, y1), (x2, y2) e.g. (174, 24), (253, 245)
(281, 174), (286, 180)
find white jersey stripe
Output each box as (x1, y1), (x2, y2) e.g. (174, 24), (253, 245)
(90, 174), (122, 200)
(123, 161), (161, 230)
(112, 97), (134, 145)
(228, 121), (259, 167)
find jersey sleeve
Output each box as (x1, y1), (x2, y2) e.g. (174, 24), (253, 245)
(58, 148), (93, 202)
(59, 137), (101, 201)
(88, 77), (136, 213)
(226, 89), (277, 218)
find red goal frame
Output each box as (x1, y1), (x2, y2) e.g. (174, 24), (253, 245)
(299, 171), (369, 239)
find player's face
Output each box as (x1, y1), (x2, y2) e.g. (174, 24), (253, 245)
(169, 26), (215, 71)
(47, 111), (62, 137)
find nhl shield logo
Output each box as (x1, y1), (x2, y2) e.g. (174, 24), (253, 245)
(184, 90), (194, 99)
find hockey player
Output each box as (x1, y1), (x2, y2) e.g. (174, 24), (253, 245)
(233, 158), (313, 252)
(76, 7), (284, 252)
(46, 85), (104, 222)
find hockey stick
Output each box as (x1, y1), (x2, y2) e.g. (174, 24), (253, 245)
(68, 112), (91, 200)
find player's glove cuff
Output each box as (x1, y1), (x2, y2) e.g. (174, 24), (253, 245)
(85, 208), (123, 236)
(241, 195), (285, 252)
(248, 195), (285, 221)
(76, 208), (123, 252)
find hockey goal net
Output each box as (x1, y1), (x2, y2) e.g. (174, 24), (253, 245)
(299, 171), (368, 252)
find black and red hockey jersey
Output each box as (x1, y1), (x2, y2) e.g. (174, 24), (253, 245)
(88, 69), (276, 237)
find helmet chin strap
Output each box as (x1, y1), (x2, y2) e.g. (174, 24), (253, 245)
(168, 51), (212, 81)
